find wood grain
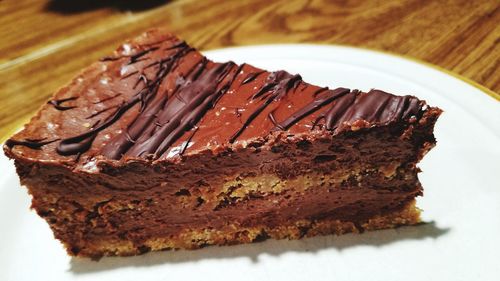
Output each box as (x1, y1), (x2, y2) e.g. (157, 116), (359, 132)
(0, 0), (499, 140)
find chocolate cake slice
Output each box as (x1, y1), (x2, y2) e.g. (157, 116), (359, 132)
(3, 29), (442, 258)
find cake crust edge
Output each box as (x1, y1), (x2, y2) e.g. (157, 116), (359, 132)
(67, 200), (420, 258)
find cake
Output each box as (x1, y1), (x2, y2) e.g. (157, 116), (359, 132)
(3, 29), (442, 258)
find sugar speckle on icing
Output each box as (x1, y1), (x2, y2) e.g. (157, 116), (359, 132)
(100, 77), (111, 85)
(120, 66), (130, 77)
(81, 160), (99, 173)
(166, 141), (193, 158)
(46, 123), (57, 130)
(122, 43), (132, 55)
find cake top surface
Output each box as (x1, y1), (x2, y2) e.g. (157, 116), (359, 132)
(4, 29), (426, 168)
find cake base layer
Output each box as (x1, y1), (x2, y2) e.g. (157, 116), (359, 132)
(70, 200), (420, 258)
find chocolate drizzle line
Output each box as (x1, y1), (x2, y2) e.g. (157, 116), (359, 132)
(100, 56), (121, 62)
(229, 71), (302, 143)
(6, 138), (59, 150)
(309, 89), (421, 132)
(57, 43), (194, 156)
(92, 93), (121, 104)
(97, 41), (238, 160)
(56, 94), (138, 156)
(85, 105), (119, 119)
(268, 111), (279, 127)
(179, 127), (199, 156)
(121, 70), (139, 80)
(101, 54), (202, 159)
(313, 87), (329, 97)
(128, 47), (159, 65)
(123, 62), (236, 160)
(134, 74), (149, 89)
(228, 64), (245, 87)
(48, 97), (78, 111)
(241, 70), (265, 85)
(274, 87), (350, 131)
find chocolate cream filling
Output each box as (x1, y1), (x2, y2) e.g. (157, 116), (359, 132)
(27, 165), (419, 252)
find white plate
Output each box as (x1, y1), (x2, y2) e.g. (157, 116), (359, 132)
(1, 45), (499, 281)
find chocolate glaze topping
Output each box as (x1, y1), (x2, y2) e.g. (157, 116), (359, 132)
(229, 71), (302, 143)
(5, 32), (425, 164)
(56, 41), (194, 157)
(122, 62), (236, 159)
(274, 87), (350, 131)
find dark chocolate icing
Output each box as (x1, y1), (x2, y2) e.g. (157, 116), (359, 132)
(318, 89), (421, 132)
(57, 43), (194, 157)
(274, 87), (350, 131)
(122, 62), (236, 159)
(6, 33), (425, 164)
(229, 71), (302, 143)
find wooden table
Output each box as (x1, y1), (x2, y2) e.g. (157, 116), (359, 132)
(1, 0), (499, 141)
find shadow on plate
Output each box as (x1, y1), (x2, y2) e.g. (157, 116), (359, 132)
(70, 221), (449, 274)
(45, 0), (169, 14)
